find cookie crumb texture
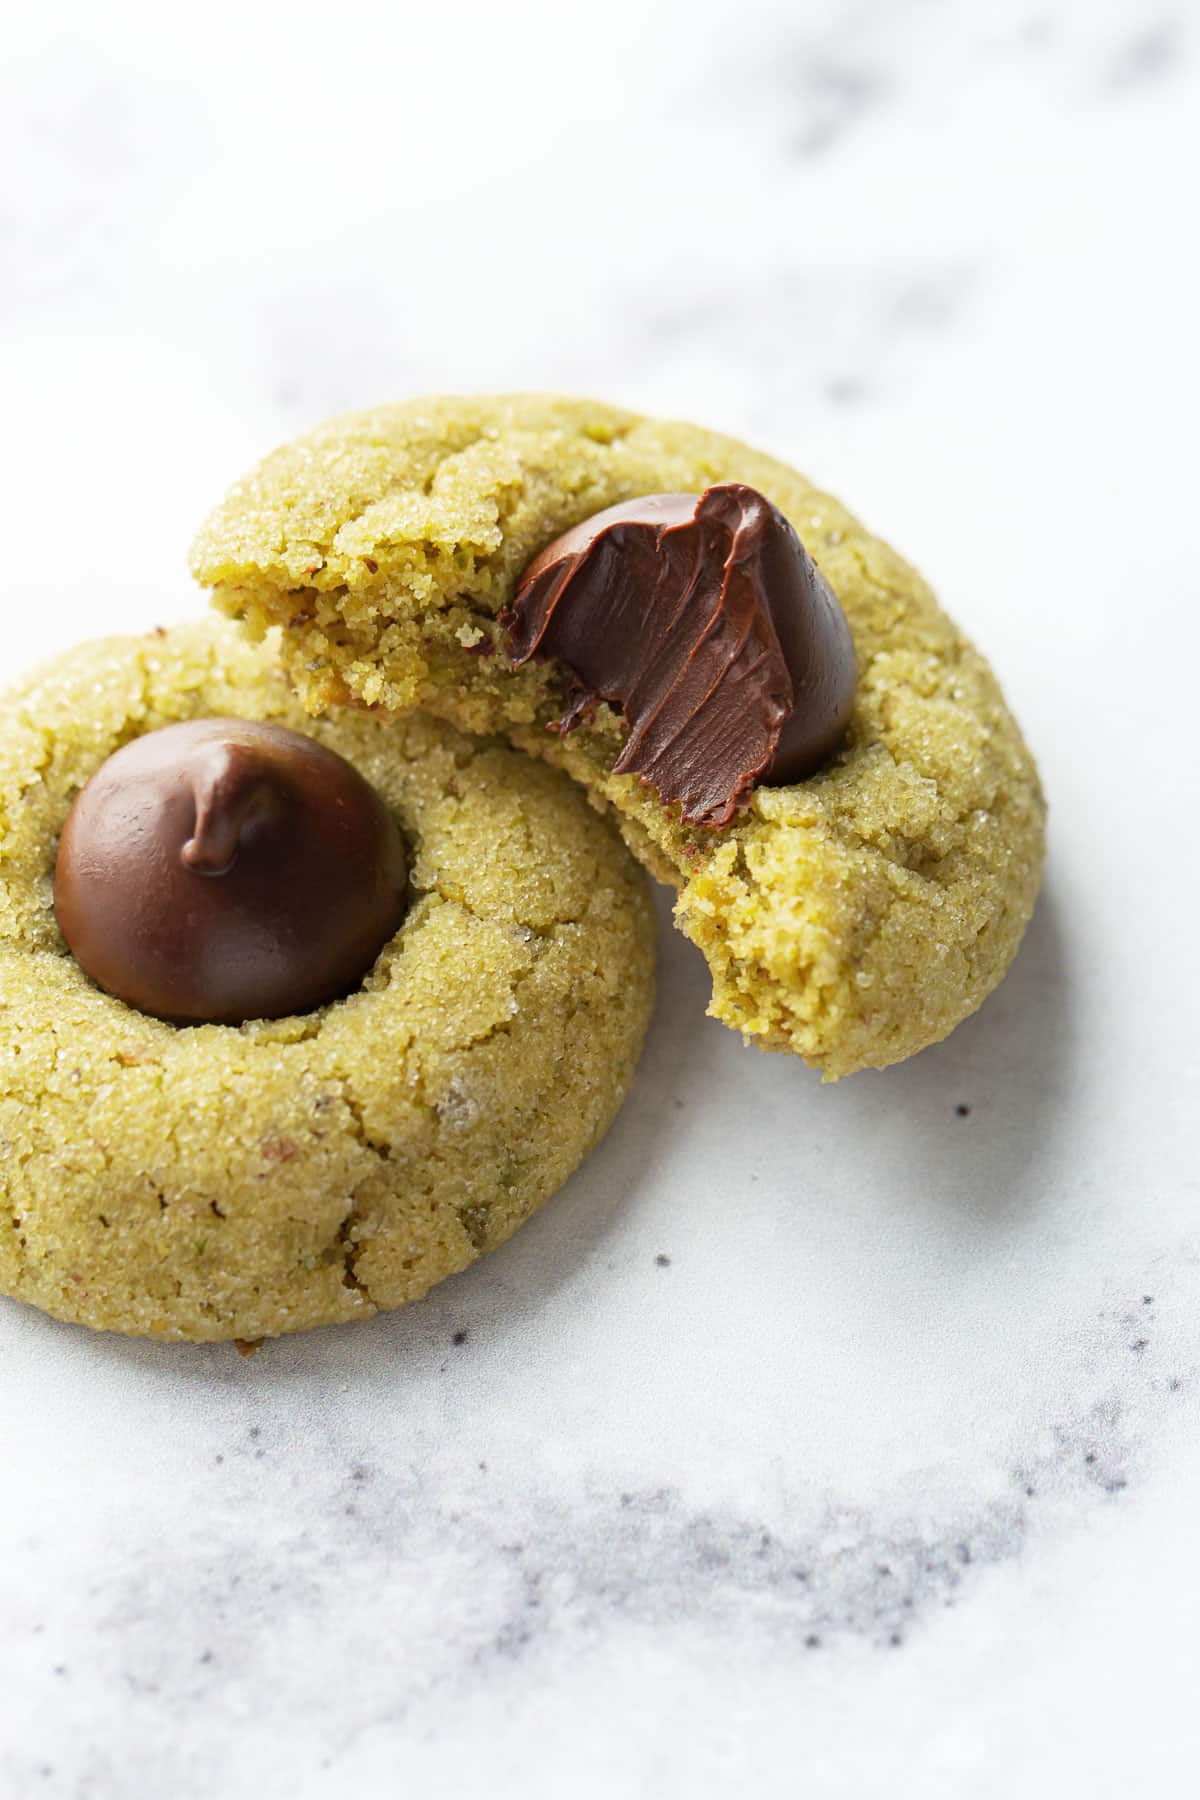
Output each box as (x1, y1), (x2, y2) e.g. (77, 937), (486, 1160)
(192, 395), (1045, 1077)
(0, 621), (654, 1341)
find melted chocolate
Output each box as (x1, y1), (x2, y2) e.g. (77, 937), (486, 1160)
(502, 484), (856, 826)
(55, 719), (408, 1025)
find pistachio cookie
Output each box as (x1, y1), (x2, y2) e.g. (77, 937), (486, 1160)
(192, 395), (1045, 1077)
(0, 619), (654, 1341)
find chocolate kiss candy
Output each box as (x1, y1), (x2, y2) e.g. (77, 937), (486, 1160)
(503, 483), (857, 827)
(54, 718), (408, 1024)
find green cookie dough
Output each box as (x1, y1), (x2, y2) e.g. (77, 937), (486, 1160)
(192, 394), (1046, 1078)
(0, 620), (654, 1342)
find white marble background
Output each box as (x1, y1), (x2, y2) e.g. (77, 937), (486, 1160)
(1, 0), (1197, 1793)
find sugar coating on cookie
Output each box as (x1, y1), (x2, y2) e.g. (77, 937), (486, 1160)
(191, 395), (1046, 1078)
(0, 620), (654, 1341)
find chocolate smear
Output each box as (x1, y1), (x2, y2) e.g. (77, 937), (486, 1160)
(502, 484), (856, 826)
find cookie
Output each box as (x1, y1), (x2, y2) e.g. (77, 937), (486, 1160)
(0, 619), (655, 1341)
(192, 395), (1045, 1078)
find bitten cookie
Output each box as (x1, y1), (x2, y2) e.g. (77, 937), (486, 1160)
(0, 619), (654, 1341)
(191, 394), (1045, 1078)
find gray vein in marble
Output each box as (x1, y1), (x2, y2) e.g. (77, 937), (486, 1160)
(786, 57), (891, 162)
(3, 1271), (1192, 1798)
(636, 263), (975, 417)
(1102, 17), (1184, 91)
(714, 0), (921, 162)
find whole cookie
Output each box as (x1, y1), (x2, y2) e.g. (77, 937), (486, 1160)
(0, 620), (654, 1341)
(192, 395), (1046, 1078)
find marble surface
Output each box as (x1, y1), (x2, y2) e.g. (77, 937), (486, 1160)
(1, 1), (1197, 1793)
